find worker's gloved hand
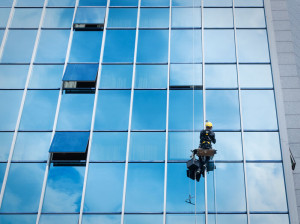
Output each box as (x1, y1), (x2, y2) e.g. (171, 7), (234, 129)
(193, 149), (198, 155)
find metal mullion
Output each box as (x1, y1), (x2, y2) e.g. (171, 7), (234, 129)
(120, 0), (141, 223)
(35, 0), (80, 223)
(232, 1), (251, 223)
(0, 0), (48, 208)
(77, 1), (111, 223)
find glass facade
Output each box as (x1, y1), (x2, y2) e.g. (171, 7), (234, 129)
(0, 0), (293, 224)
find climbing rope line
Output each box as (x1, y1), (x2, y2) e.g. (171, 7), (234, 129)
(213, 159), (218, 224)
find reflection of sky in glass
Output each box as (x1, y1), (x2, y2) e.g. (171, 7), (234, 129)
(125, 163), (164, 212)
(250, 214), (289, 224)
(142, 0), (169, 6)
(100, 65), (133, 89)
(82, 215), (120, 224)
(0, 163), (7, 187)
(213, 132), (242, 160)
(16, 0), (44, 7)
(47, 0), (75, 6)
(170, 64), (202, 86)
(110, 0), (138, 6)
(108, 8), (137, 28)
(0, 133), (13, 161)
(124, 215), (163, 224)
(11, 8), (42, 28)
(0, 8), (10, 27)
(39, 214), (79, 224)
(239, 64), (273, 88)
(135, 65), (168, 89)
(79, 0), (107, 6)
(235, 0), (263, 7)
(172, 0), (201, 6)
(206, 64), (237, 88)
(167, 214), (204, 224)
(0, 30), (4, 43)
(0, 65), (29, 89)
(203, 0), (232, 6)
(212, 214), (247, 224)
(172, 8), (201, 28)
(204, 8), (233, 28)
(235, 8), (266, 28)
(0, 215), (36, 224)
(43, 8), (74, 28)
(140, 8), (169, 28)
(84, 163), (124, 212)
(247, 163), (287, 211)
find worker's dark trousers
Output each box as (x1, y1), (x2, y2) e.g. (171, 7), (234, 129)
(200, 142), (212, 149)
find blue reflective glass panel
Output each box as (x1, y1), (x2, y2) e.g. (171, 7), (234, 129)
(170, 64), (202, 87)
(35, 30), (70, 63)
(137, 30), (168, 63)
(141, 0), (169, 6)
(172, 8), (201, 28)
(206, 90), (240, 130)
(103, 30), (136, 63)
(90, 132), (127, 161)
(63, 64), (98, 81)
(132, 90), (167, 130)
(250, 214), (289, 224)
(83, 215), (120, 224)
(210, 215), (247, 224)
(206, 64), (237, 88)
(19, 90), (59, 131)
(0, 65), (29, 89)
(247, 163), (287, 211)
(0, 0), (13, 6)
(135, 65), (168, 89)
(213, 132), (242, 160)
(0, 133), (13, 161)
(140, 8), (169, 28)
(0, 90), (23, 131)
(48, 0), (75, 6)
(110, 0), (138, 6)
(74, 7), (105, 24)
(1, 30), (37, 63)
(207, 163), (246, 212)
(43, 8), (74, 28)
(235, 0), (263, 7)
(172, 0), (201, 7)
(171, 30), (202, 63)
(124, 215), (163, 224)
(40, 215), (79, 224)
(13, 132), (51, 161)
(0, 163), (5, 187)
(125, 163), (164, 212)
(237, 30), (270, 63)
(235, 8), (266, 28)
(100, 65), (133, 89)
(0, 30), (4, 43)
(0, 215), (36, 224)
(167, 163), (205, 212)
(169, 90), (203, 131)
(56, 94), (95, 131)
(167, 214), (205, 224)
(244, 132), (281, 160)
(11, 8), (42, 28)
(129, 132), (165, 161)
(84, 163), (124, 212)
(108, 8), (137, 28)
(203, 0), (232, 6)
(239, 64), (273, 88)
(29, 65), (64, 89)
(204, 8), (233, 28)
(0, 8), (10, 27)
(1, 163), (45, 212)
(69, 31), (103, 63)
(42, 165), (85, 212)
(79, 0), (106, 6)
(16, 0), (44, 6)
(205, 30), (236, 63)
(94, 90), (131, 130)
(241, 90), (278, 130)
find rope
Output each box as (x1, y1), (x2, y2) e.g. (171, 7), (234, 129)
(213, 160), (217, 223)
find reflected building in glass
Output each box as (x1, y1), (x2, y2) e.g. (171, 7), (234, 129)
(0, 0), (299, 223)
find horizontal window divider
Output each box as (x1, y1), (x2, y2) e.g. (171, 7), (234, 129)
(93, 130), (128, 132)
(204, 27), (234, 30)
(171, 6), (202, 8)
(106, 27), (136, 30)
(0, 63), (31, 65)
(131, 130), (165, 132)
(236, 27), (266, 29)
(14, 6), (43, 8)
(166, 212), (206, 214)
(128, 161), (165, 163)
(41, 212), (80, 215)
(205, 87), (238, 90)
(168, 129), (242, 132)
(240, 87), (274, 90)
(171, 27), (201, 30)
(77, 6), (106, 8)
(243, 129), (279, 132)
(234, 6), (265, 8)
(141, 6), (170, 8)
(170, 86), (203, 90)
(136, 62), (168, 65)
(245, 160), (283, 163)
(139, 27), (169, 30)
(18, 130), (53, 132)
(10, 161), (47, 163)
(0, 131), (14, 133)
(101, 62), (134, 65)
(167, 160), (244, 163)
(207, 211), (247, 214)
(0, 161), (8, 163)
(54, 130), (90, 132)
(134, 88), (167, 90)
(0, 28), (5, 30)
(0, 212), (38, 215)
(41, 27), (72, 30)
(33, 62), (65, 65)
(171, 62), (202, 65)
(45, 6), (75, 9)
(238, 62), (271, 65)
(83, 212), (122, 215)
(89, 161), (126, 163)
(98, 88), (132, 90)
(0, 88), (25, 90)
(67, 62), (99, 65)
(249, 211), (289, 214)
(132, 89), (166, 92)
(8, 28), (39, 30)
(124, 212), (164, 214)
(109, 6), (138, 8)
(27, 88), (61, 90)
(203, 6), (233, 8)
(204, 62), (236, 65)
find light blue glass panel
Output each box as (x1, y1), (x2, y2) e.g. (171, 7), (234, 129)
(215, 214), (247, 224)
(1, 30), (37, 63)
(167, 163), (205, 212)
(42, 165), (85, 212)
(142, 0), (169, 6)
(104, 30), (136, 63)
(203, 0), (232, 6)
(170, 64), (202, 87)
(74, 7), (106, 24)
(0, 90), (23, 131)
(94, 90), (131, 130)
(204, 30), (236, 63)
(11, 8), (42, 28)
(124, 215), (163, 224)
(207, 163), (246, 212)
(140, 8), (169, 28)
(125, 163), (164, 212)
(0, 65), (29, 89)
(0, 163), (5, 187)
(0, 133), (13, 161)
(90, 132), (127, 161)
(56, 94), (95, 131)
(16, 0), (44, 6)
(69, 31), (102, 63)
(83, 215), (120, 224)
(0, 8), (10, 27)
(237, 29), (270, 63)
(100, 65), (133, 89)
(172, 0), (201, 7)
(48, 0), (75, 6)
(110, 0), (138, 6)
(108, 8), (137, 28)
(137, 30), (169, 63)
(169, 90), (203, 131)
(19, 90), (59, 131)
(206, 90), (240, 130)
(171, 30), (202, 63)
(241, 90), (278, 130)
(204, 8), (233, 28)
(13, 132), (51, 161)
(168, 132), (199, 160)
(239, 64), (273, 88)
(84, 163), (124, 212)
(206, 64), (237, 88)
(29, 65), (64, 89)
(0, 215), (36, 224)
(250, 214), (289, 224)
(1, 163), (45, 212)
(213, 132), (242, 160)
(172, 8), (201, 28)
(244, 132), (281, 160)
(63, 64), (98, 81)
(235, 8), (266, 28)
(79, 0), (106, 6)
(132, 90), (167, 130)
(135, 65), (168, 89)
(0, 0), (13, 7)
(235, 0), (263, 7)
(35, 30), (70, 63)
(129, 132), (165, 161)
(43, 8), (74, 28)
(167, 214), (205, 224)
(247, 163), (287, 211)
(40, 215), (79, 224)
(0, 30), (4, 43)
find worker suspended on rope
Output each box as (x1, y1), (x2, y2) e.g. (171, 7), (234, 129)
(199, 121), (216, 149)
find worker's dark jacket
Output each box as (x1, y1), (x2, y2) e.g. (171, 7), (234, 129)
(199, 130), (216, 149)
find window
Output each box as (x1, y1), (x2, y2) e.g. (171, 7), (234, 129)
(15, 0), (44, 7)
(100, 65), (133, 89)
(141, 0), (169, 6)
(205, 64), (237, 88)
(239, 64), (273, 88)
(250, 214), (289, 224)
(124, 215), (163, 224)
(108, 8), (137, 28)
(172, 0), (201, 7)
(0, 215), (36, 224)
(209, 215), (247, 224)
(79, 0), (106, 6)
(0, 65), (29, 89)
(235, 0), (263, 7)
(167, 215), (204, 224)
(204, 8), (233, 28)
(82, 215), (120, 224)
(110, 0), (138, 6)
(74, 7), (106, 30)
(39, 215), (79, 224)
(43, 8), (74, 28)
(235, 8), (266, 28)
(170, 64), (202, 87)
(0, 30), (4, 44)
(0, 8), (10, 28)
(47, 0), (75, 6)
(172, 8), (201, 28)
(0, 0), (13, 7)
(140, 8), (169, 28)
(0, 132), (13, 161)
(203, 0), (232, 7)
(10, 8), (42, 28)
(135, 65), (168, 89)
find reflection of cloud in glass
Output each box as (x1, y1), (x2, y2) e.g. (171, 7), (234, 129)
(0, 214), (36, 224)
(235, 8), (265, 28)
(250, 214), (289, 224)
(0, 132), (13, 160)
(82, 215), (120, 224)
(124, 215), (163, 224)
(213, 132), (242, 160)
(205, 64), (237, 88)
(167, 214), (205, 224)
(214, 214), (247, 224)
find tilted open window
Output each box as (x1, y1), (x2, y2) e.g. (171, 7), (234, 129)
(74, 7), (106, 30)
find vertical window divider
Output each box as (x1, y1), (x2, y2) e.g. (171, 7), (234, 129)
(35, 1), (80, 223)
(232, 1), (251, 223)
(77, 1), (111, 223)
(121, 0), (141, 223)
(0, 0), (49, 209)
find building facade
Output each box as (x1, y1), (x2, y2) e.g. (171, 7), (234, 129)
(0, 0), (298, 223)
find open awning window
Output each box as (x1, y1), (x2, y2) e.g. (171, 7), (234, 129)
(74, 7), (106, 30)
